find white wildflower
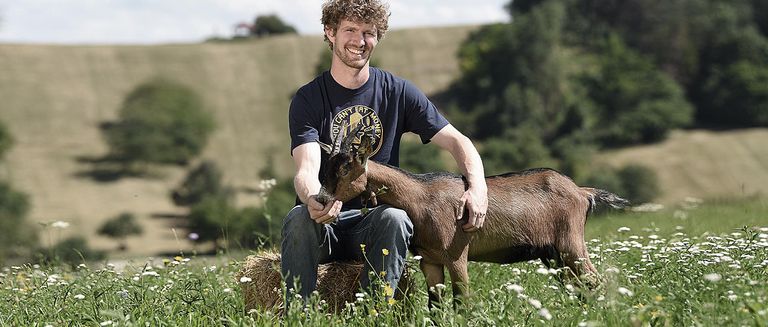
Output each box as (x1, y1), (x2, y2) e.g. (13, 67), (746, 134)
(412, 255), (423, 261)
(617, 227), (631, 233)
(506, 284), (524, 293)
(618, 287), (634, 296)
(528, 298), (542, 309)
(239, 276), (252, 283)
(100, 320), (113, 326)
(223, 288), (232, 293)
(142, 271), (160, 277)
(74, 294), (85, 300)
(727, 294), (738, 301)
(539, 308), (553, 321)
(536, 267), (550, 275)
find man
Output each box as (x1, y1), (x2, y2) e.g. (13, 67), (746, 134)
(282, 0), (487, 305)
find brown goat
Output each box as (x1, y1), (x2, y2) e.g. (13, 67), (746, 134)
(317, 129), (629, 305)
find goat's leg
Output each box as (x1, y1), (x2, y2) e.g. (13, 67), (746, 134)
(420, 261), (445, 309)
(446, 258), (470, 310)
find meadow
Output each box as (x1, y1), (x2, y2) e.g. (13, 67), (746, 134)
(2, 197), (766, 326)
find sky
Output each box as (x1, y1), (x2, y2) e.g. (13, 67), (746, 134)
(0, 0), (510, 45)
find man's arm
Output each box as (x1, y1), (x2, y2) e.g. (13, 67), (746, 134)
(431, 124), (488, 232)
(292, 142), (343, 224)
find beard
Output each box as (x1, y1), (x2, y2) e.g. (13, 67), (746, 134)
(333, 44), (370, 69)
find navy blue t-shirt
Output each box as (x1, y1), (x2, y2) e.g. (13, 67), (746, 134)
(289, 67), (449, 208)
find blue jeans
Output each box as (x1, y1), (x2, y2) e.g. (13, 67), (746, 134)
(280, 204), (413, 304)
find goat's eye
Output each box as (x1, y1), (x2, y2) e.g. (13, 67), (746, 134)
(338, 163), (351, 176)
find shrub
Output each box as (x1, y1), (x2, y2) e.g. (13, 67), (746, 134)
(97, 212), (143, 251)
(480, 131), (555, 175)
(37, 237), (106, 266)
(399, 140), (447, 173)
(103, 78), (215, 165)
(617, 164), (660, 205)
(0, 120), (12, 160)
(171, 160), (231, 207)
(0, 181), (36, 264)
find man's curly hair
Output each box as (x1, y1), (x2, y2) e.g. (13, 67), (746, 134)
(321, 0), (390, 48)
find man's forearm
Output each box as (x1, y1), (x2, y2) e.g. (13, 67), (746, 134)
(294, 172), (322, 204)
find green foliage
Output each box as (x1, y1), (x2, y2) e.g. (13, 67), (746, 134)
(171, 160), (231, 207)
(37, 237), (106, 266)
(0, 181), (36, 264)
(251, 14), (297, 37)
(584, 35), (693, 146)
(398, 140), (447, 173)
(0, 120), (12, 160)
(97, 212), (143, 251)
(480, 130), (555, 175)
(187, 195), (239, 247)
(584, 163), (660, 204)
(699, 60), (768, 126)
(616, 164), (660, 204)
(103, 78), (215, 166)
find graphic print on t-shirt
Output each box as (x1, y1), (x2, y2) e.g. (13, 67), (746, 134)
(331, 105), (383, 156)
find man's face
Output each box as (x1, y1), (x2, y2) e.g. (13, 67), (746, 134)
(325, 19), (378, 70)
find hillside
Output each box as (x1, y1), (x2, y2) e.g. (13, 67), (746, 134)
(600, 128), (768, 205)
(0, 25), (477, 256)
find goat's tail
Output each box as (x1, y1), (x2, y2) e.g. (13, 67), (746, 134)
(582, 187), (630, 212)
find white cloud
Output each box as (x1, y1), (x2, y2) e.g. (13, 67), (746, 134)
(0, 0), (508, 44)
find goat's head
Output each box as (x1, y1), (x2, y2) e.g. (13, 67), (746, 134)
(317, 123), (375, 204)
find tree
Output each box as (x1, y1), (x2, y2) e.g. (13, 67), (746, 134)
(583, 35), (693, 146)
(699, 60), (768, 126)
(103, 78), (215, 166)
(251, 14), (297, 37)
(98, 212), (143, 251)
(398, 140), (447, 173)
(0, 120), (12, 160)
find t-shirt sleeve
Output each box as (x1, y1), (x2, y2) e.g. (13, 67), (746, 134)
(288, 91), (321, 153)
(402, 79), (449, 144)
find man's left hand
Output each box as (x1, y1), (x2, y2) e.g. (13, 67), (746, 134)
(457, 185), (488, 232)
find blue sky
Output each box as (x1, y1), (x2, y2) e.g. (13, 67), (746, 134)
(0, 0), (509, 44)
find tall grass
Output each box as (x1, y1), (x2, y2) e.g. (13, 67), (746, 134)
(1, 198), (766, 325)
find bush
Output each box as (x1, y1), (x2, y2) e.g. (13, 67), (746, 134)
(480, 131), (555, 175)
(251, 14), (297, 37)
(171, 160), (231, 207)
(617, 164), (660, 205)
(399, 140), (447, 173)
(584, 163), (660, 206)
(0, 120), (12, 160)
(37, 237), (106, 266)
(0, 181), (36, 264)
(103, 78), (215, 165)
(98, 212), (143, 251)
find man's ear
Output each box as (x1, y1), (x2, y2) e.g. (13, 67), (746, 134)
(317, 141), (332, 154)
(324, 25), (336, 45)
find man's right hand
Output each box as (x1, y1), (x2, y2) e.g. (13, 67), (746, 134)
(308, 195), (343, 224)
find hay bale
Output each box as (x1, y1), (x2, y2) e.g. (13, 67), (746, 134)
(237, 251), (414, 313)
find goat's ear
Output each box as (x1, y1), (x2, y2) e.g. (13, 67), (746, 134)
(317, 141), (332, 154)
(356, 133), (374, 165)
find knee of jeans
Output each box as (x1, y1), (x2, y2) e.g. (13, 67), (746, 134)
(379, 207), (414, 237)
(282, 205), (315, 237)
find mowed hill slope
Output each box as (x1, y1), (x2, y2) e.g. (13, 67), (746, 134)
(0, 26), (476, 256)
(601, 128), (768, 205)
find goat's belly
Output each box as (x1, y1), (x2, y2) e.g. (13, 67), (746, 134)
(468, 245), (554, 264)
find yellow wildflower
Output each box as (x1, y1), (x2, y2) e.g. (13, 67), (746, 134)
(382, 248), (389, 256)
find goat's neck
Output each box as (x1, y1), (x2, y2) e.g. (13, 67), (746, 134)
(367, 162), (427, 213)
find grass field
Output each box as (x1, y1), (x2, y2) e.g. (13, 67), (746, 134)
(3, 198), (766, 325)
